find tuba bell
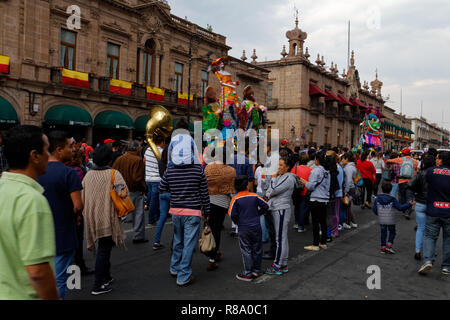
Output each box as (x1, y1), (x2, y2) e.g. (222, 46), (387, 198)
(145, 105), (173, 161)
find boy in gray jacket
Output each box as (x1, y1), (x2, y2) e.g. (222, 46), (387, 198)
(373, 182), (415, 254)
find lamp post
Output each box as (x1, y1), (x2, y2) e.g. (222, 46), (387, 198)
(187, 35), (200, 125)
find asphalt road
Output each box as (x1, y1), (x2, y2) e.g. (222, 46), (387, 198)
(66, 203), (449, 300)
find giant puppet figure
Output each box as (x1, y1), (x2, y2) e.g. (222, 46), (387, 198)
(239, 85), (267, 131)
(360, 106), (382, 150)
(202, 86), (221, 132)
(209, 57), (241, 135)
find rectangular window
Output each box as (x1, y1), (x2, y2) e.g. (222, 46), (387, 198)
(174, 62), (183, 92)
(201, 70), (208, 97)
(107, 43), (120, 79)
(142, 52), (154, 86)
(60, 29), (76, 70)
(268, 84), (273, 102)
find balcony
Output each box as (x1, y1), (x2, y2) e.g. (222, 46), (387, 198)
(325, 105), (337, 118)
(310, 102), (324, 114)
(267, 98), (278, 110)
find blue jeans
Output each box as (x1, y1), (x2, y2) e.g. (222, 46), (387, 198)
(415, 203), (427, 253)
(129, 191), (145, 241)
(154, 193), (170, 244)
(294, 196), (309, 229)
(94, 236), (114, 290)
(339, 200), (347, 225)
(54, 250), (76, 300)
(390, 183), (398, 199)
(380, 225), (396, 248)
(170, 215), (201, 285)
(146, 182), (160, 224)
(422, 216), (450, 269)
(238, 228), (263, 276)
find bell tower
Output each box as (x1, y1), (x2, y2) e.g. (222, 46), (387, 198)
(285, 10), (307, 57)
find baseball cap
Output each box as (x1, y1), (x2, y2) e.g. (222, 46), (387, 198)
(104, 138), (115, 145)
(281, 139), (288, 145)
(401, 148), (411, 155)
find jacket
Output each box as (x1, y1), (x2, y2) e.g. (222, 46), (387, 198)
(407, 169), (429, 204)
(356, 160), (376, 184)
(372, 194), (412, 225)
(426, 166), (450, 219)
(305, 166), (330, 203)
(112, 153), (146, 193)
(228, 191), (269, 231)
(335, 165), (344, 198)
(266, 172), (301, 210)
(343, 162), (356, 194)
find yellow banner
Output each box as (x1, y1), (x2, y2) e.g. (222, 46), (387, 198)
(178, 92), (193, 100)
(110, 78), (133, 89)
(62, 68), (89, 81)
(0, 55), (10, 66)
(147, 86), (165, 95)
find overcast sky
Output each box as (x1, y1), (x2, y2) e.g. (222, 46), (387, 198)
(170, 0), (450, 131)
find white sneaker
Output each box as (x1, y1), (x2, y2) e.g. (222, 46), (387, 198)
(338, 224), (343, 231)
(297, 227), (306, 233)
(343, 223), (352, 229)
(293, 224), (298, 229)
(351, 223), (358, 228)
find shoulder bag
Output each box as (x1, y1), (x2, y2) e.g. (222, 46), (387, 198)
(109, 169), (135, 218)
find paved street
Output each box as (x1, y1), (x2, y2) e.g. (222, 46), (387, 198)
(67, 205), (449, 300)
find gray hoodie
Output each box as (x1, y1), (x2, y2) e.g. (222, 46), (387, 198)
(305, 166), (330, 203)
(343, 162), (357, 194)
(266, 172), (301, 210)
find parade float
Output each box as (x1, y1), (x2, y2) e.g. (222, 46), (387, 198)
(358, 106), (383, 152)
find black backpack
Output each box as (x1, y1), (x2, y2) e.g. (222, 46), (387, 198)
(328, 169), (340, 201)
(291, 165), (304, 206)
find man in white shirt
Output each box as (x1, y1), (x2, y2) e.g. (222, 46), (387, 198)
(144, 135), (165, 225)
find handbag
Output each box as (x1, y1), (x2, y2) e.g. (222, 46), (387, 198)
(342, 195), (350, 206)
(353, 169), (362, 185)
(109, 169), (135, 218)
(198, 222), (216, 256)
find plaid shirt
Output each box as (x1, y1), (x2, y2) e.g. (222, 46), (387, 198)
(389, 157), (419, 184)
(0, 147), (8, 174)
(391, 163), (400, 184)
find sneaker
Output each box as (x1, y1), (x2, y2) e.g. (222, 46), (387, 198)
(177, 275), (195, 287)
(169, 271), (177, 278)
(386, 246), (396, 254)
(304, 245), (320, 252)
(338, 224), (343, 231)
(319, 244), (328, 249)
(350, 223), (358, 228)
(207, 261), (219, 271)
(418, 262), (433, 275)
(414, 252), (421, 261)
(153, 243), (164, 250)
(297, 227), (306, 233)
(280, 265), (289, 273)
(343, 223), (352, 230)
(103, 277), (114, 286)
(265, 265), (282, 275)
(251, 272), (263, 279)
(380, 248), (387, 254)
(326, 237), (333, 243)
(91, 284), (112, 296)
(293, 224), (299, 229)
(236, 273), (253, 282)
(442, 268), (450, 275)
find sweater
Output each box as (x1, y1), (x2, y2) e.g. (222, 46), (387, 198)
(228, 191), (269, 231)
(372, 194), (412, 225)
(305, 166), (330, 203)
(356, 160), (376, 184)
(266, 172), (301, 210)
(112, 153), (146, 193)
(425, 166), (450, 218)
(159, 164), (210, 217)
(343, 162), (357, 194)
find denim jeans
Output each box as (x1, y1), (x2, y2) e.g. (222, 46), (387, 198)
(170, 215), (201, 285)
(154, 192), (170, 244)
(54, 250), (76, 300)
(294, 196), (309, 229)
(390, 183), (398, 198)
(129, 191), (145, 241)
(146, 182), (160, 224)
(380, 225), (396, 248)
(415, 203), (427, 253)
(93, 236), (115, 290)
(238, 228), (263, 276)
(330, 198), (341, 237)
(339, 199), (347, 225)
(257, 192), (268, 242)
(422, 216), (450, 269)
(398, 183), (413, 216)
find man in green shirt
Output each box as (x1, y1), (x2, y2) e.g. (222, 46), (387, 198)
(0, 125), (59, 300)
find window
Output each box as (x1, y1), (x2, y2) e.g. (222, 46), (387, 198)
(60, 29), (76, 70)
(107, 43), (120, 79)
(201, 70), (209, 97)
(174, 62), (183, 92)
(268, 84), (273, 102)
(142, 39), (156, 86)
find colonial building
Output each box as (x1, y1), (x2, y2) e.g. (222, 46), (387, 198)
(255, 17), (386, 149)
(381, 106), (413, 151)
(409, 117), (450, 150)
(0, 0), (268, 144)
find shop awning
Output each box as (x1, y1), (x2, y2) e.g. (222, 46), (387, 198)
(0, 97), (18, 124)
(94, 110), (134, 130)
(135, 115), (149, 132)
(349, 97), (368, 110)
(309, 83), (327, 96)
(325, 89), (339, 101)
(45, 105), (92, 126)
(337, 94), (353, 106)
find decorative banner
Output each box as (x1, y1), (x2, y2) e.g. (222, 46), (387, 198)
(110, 79), (132, 96)
(62, 68), (90, 88)
(0, 55), (10, 74)
(147, 86), (165, 101)
(178, 92), (193, 105)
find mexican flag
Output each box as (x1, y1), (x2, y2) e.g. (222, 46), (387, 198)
(177, 92), (193, 105)
(0, 55), (10, 74)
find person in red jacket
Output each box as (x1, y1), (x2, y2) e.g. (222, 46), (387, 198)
(357, 150), (376, 209)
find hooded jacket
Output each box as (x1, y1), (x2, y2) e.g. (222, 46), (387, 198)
(266, 172), (301, 210)
(407, 169), (429, 204)
(426, 166), (450, 219)
(343, 162), (357, 194)
(372, 194), (412, 225)
(305, 165), (330, 203)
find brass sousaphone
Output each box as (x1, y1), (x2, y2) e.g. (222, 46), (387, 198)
(145, 105), (173, 161)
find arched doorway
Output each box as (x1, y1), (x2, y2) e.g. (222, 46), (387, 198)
(93, 110), (134, 146)
(43, 105), (92, 141)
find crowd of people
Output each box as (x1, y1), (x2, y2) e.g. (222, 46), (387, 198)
(0, 123), (449, 300)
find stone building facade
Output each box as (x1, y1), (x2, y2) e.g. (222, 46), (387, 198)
(256, 18), (385, 149)
(409, 117), (450, 150)
(0, 0), (268, 144)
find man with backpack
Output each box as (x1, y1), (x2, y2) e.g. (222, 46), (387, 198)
(387, 148), (419, 220)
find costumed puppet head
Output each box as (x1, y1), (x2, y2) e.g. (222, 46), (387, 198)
(209, 56), (230, 73)
(205, 86), (217, 104)
(243, 85), (255, 102)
